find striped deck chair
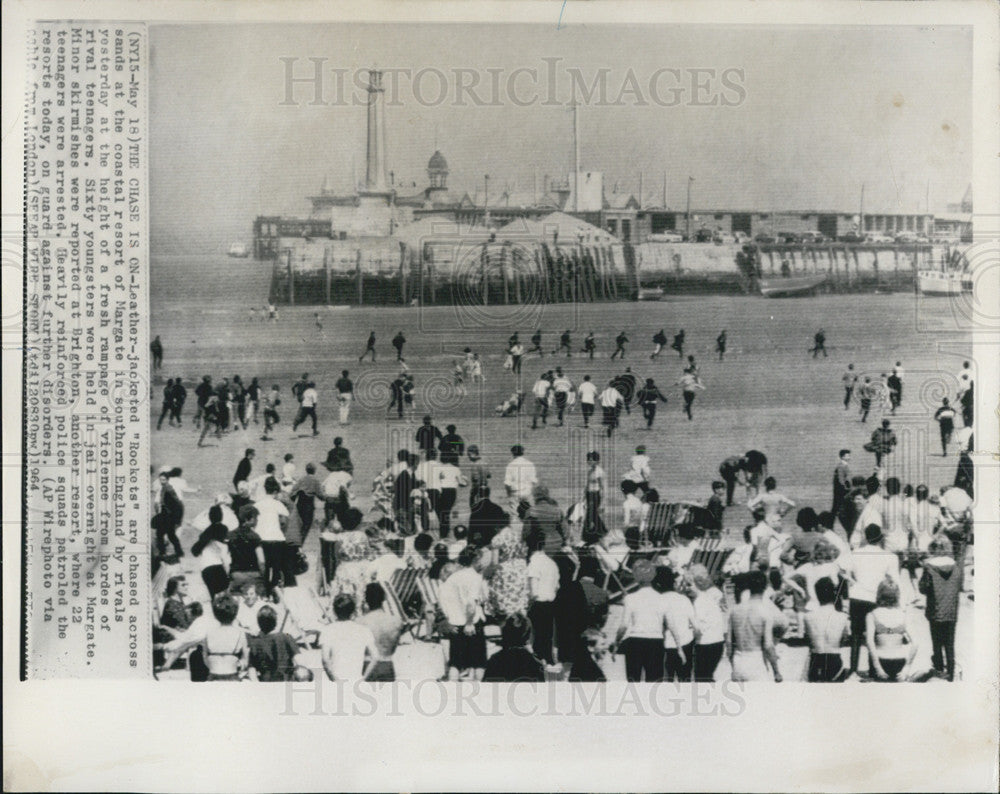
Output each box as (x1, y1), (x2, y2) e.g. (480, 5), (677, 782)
(689, 537), (733, 582)
(643, 502), (675, 547)
(381, 567), (426, 640)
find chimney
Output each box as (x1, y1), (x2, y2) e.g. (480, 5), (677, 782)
(363, 69), (390, 194)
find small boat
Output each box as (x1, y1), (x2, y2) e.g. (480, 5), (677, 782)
(918, 247), (973, 296)
(636, 286), (665, 301)
(228, 242), (251, 258)
(758, 273), (826, 297)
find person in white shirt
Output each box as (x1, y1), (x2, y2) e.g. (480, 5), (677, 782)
(292, 382), (319, 436)
(281, 454), (296, 490)
(690, 566), (728, 681)
(628, 446), (652, 491)
(438, 547), (489, 680)
(504, 444), (537, 512)
(191, 494), (239, 533)
(847, 524), (900, 677)
(577, 375), (598, 428)
(613, 561), (666, 681)
(551, 370), (574, 426)
(321, 594), (378, 681)
(661, 568), (696, 682)
(254, 478), (291, 594)
(248, 463), (277, 503)
(167, 468), (199, 504)
(436, 458), (468, 538)
(530, 374), (551, 429)
(675, 372), (705, 420)
(525, 532), (560, 666)
(621, 480), (646, 529)
(321, 467), (353, 526)
(598, 381), (624, 437)
(370, 537), (407, 584)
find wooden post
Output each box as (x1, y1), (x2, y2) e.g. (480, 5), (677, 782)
(286, 249), (295, 305)
(324, 246), (331, 305)
(355, 249), (363, 306)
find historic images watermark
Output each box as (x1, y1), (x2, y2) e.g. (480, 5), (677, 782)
(279, 59), (748, 108)
(280, 678), (749, 718)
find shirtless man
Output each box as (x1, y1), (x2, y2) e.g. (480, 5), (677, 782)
(356, 583), (404, 682)
(728, 570), (782, 682)
(802, 577), (849, 682)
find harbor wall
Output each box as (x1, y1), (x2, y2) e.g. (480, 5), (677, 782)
(268, 235), (943, 304)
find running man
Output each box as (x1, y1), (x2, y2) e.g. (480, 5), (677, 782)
(842, 364), (858, 409)
(556, 330), (573, 358)
(934, 398), (957, 456)
(635, 378), (668, 429)
(197, 394), (223, 447)
(887, 369), (902, 415)
(858, 377), (875, 422)
(599, 381), (625, 437)
(527, 329), (545, 357)
(388, 374), (405, 420)
(292, 382), (319, 436)
(452, 359), (468, 397)
(314, 311), (323, 332)
(531, 373), (552, 430)
(577, 375), (598, 428)
(156, 379), (175, 431)
(715, 330), (727, 361)
(671, 329), (685, 358)
(392, 331), (406, 361)
(260, 384), (281, 440)
(509, 339), (525, 375)
(359, 331), (377, 362)
(552, 369), (574, 426)
(651, 329), (667, 359)
(611, 367), (637, 416)
(675, 371), (705, 420)
(469, 353), (484, 386)
(291, 373), (309, 407)
(335, 370), (354, 425)
(193, 375), (213, 428)
(810, 328), (827, 358)
(610, 330), (629, 360)
(582, 331), (597, 359)
(150, 335), (163, 370)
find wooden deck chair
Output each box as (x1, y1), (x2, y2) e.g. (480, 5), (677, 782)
(382, 568), (428, 640)
(689, 537), (734, 582)
(644, 502), (675, 547)
(414, 571), (445, 639)
(592, 546), (638, 602)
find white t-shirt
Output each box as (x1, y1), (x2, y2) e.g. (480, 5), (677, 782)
(532, 379), (551, 400)
(504, 457), (537, 500)
(620, 587), (666, 640)
(322, 471), (353, 499)
(526, 552), (560, 602)
(370, 553), (406, 584)
(662, 591), (696, 648)
(553, 376), (573, 394)
(437, 463), (466, 490)
(301, 387), (318, 408)
(850, 545), (900, 604)
(577, 381), (598, 404)
(693, 588), (727, 645)
(629, 454), (652, 482)
(320, 620), (377, 681)
(253, 495), (290, 542)
(599, 386), (623, 408)
(414, 461), (439, 490)
(438, 566), (487, 625)
(197, 540), (230, 572)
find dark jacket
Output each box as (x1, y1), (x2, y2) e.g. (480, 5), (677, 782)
(919, 556), (962, 622)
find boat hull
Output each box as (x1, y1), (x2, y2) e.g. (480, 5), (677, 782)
(918, 270), (970, 296)
(759, 274), (827, 297)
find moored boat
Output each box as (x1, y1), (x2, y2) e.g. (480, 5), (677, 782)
(758, 273), (826, 297)
(228, 242), (251, 258)
(917, 269), (971, 296)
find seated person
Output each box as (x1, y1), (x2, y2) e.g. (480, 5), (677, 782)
(248, 605), (302, 681)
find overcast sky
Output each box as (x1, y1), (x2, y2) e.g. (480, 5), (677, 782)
(150, 23), (971, 251)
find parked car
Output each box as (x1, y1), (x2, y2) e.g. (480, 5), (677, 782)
(713, 231), (736, 245)
(733, 231), (751, 245)
(894, 231), (927, 244)
(754, 232), (777, 244)
(798, 231), (827, 244)
(695, 228), (714, 243)
(838, 232), (865, 244)
(776, 230), (803, 244)
(647, 231), (685, 243)
(865, 233), (895, 244)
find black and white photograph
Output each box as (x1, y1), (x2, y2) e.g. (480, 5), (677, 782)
(5, 1), (999, 791)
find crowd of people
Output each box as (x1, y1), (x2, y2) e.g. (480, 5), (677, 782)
(150, 329), (975, 684)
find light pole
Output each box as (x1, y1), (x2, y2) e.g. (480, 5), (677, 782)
(686, 176), (694, 241)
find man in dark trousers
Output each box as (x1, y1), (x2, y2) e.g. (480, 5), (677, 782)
(743, 450), (769, 500)
(291, 373), (309, 406)
(715, 330), (727, 361)
(611, 330), (629, 360)
(193, 375), (213, 428)
(582, 331), (597, 359)
(156, 379), (175, 430)
(168, 378), (187, 426)
(866, 419), (897, 467)
(718, 455), (746, 507)
(150, 335), (163, 370)
(831, 449), (851, 519)
(934, 398), (957, 456)
(392, 331), (407, 361)
(359, 331), (377, 362)
(527, 329), (544, 357)
(415, 415), (443, 456)
(233, 448), (255, 489)
(651, 329), (667, 359)
(842, 364), (858, 410)
(671, 329), (685, 358)
(439, 424), (465, 465)
(810, 328), (828, 358)
(611, 367), (638, 416)
(635, 378), (668, 429)
(858, 377), (875, 422)
(388, 374), (405, 419)
(556, 330), (573, 357)
(887, 370), (902, 414)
